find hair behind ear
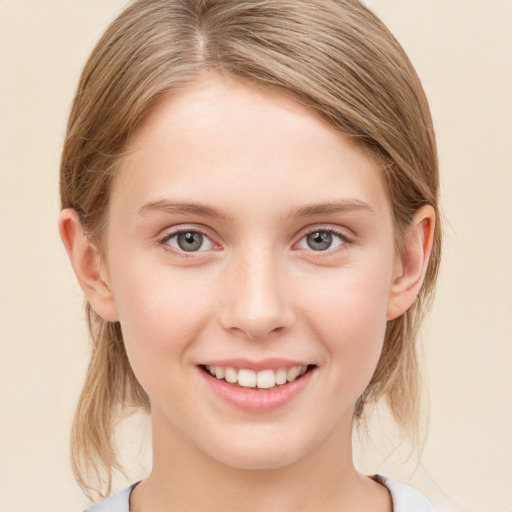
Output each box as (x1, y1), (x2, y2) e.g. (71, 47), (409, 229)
(356, 311), (422, 442)
(71, 307), (149, 501)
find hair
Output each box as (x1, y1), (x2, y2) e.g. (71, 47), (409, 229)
(60, 0), (441, 500)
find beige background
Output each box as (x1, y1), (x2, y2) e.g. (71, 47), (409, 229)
(1, 1), (511, 511)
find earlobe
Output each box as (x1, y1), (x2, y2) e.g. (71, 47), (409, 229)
(58, 209), (119, 322)
(386, 205), (435, 320)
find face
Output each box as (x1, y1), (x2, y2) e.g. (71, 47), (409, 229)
(102, 74), (401, 470)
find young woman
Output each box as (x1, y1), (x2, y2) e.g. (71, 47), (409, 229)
(59, 1), (441, 510)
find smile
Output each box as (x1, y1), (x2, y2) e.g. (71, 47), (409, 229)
(204, 364), (310, 390)
(199, 361), (316, 412)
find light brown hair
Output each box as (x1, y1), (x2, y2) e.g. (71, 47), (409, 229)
(60, 0), (441, 499)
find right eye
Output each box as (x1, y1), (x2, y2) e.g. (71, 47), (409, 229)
(161, 230), (215, 253)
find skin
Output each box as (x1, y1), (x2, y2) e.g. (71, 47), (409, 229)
(60, 73), (434, 512)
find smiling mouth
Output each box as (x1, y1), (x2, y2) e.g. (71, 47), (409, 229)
(201, 364), (316, 390)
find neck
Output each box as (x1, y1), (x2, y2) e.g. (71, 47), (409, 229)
(130, 409), (391, 512)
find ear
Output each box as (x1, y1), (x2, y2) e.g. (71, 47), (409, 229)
(58, 208), (119, 322)
(386, 205), (436, 320)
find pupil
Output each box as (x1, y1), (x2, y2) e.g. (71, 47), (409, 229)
(178, 232), (203, 251)
(307, 231), (332, 251)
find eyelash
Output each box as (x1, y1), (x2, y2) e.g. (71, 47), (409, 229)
(157, 226), (354, 259)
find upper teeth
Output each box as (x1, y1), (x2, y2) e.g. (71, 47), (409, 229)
(205, 365), (308, 389)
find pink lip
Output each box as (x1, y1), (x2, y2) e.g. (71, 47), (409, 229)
(198, 365), (316, 413)
(200, 358), (310, 371)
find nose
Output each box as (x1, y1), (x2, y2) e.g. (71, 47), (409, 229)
(219, 249), (294, 341)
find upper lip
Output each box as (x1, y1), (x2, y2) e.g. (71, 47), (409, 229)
(200, 358), (313, 371)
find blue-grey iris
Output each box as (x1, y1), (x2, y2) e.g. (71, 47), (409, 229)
(177, 231), (203, 251)
(307, 231), (332, 251)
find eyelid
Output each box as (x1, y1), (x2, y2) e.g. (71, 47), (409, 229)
(159, 224), (212, 241)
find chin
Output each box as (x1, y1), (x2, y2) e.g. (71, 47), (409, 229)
(216, 446), (305, 471)
(201, 426), (318, 471)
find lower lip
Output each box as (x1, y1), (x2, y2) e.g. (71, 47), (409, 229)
(199, 367), (315, 413)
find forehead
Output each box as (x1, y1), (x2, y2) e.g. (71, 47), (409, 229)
(113, 73), (391, 221)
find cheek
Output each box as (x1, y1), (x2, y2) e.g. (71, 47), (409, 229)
(299, 262), (392, 391)
(108, 260), (215, 383)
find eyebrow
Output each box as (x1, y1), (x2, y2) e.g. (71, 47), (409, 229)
(138, 198), (374, 221)
(138, 199), (233, 221)
(289, 199), (375, 218)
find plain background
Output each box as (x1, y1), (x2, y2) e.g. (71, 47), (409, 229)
(0, 1), (511, 511)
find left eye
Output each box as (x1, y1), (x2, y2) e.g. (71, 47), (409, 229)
(163, 230), (214, 252)
(297, 230), (345, 251)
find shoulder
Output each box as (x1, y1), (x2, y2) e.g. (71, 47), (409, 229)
(374, 474), (435, 512)
(82, 482), (138, 512)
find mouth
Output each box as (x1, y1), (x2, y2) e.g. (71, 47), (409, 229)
(200, 364), (316, 391)
(198, 358), (318, 412)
